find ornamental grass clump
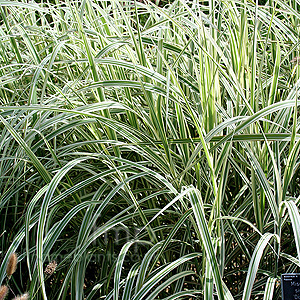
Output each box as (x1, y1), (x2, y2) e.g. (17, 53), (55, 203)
(1, 0), (300, 299)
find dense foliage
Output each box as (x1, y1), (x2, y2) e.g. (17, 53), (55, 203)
(0, 0), (300, 299)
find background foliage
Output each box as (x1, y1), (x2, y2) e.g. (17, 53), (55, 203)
(0, 0), (300, 299)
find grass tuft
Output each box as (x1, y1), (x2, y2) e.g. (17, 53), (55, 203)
(0, 0), (299, 299)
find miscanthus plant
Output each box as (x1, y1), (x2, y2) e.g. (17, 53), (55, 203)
(0, 0), (300, 299)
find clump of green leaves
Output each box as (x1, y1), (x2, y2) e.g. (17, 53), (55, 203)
(0, 0), (300, 299)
